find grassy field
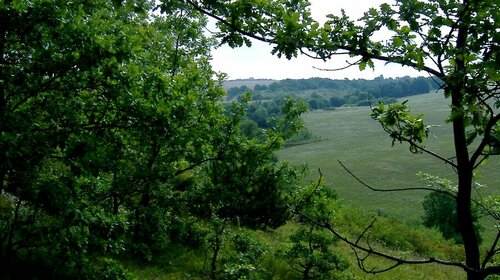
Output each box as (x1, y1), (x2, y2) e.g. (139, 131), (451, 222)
(277, 91), (499, 234)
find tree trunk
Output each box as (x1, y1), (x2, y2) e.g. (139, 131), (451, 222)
(451, 1), (483, 279)
(450, 85), (481, 279)
(303, 265), (311, 280)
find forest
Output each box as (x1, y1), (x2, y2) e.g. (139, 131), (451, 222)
(0, 0), (499, 280)
(226, 76), (440, 103)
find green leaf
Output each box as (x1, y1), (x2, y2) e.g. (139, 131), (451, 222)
(393, 36), (404, 47)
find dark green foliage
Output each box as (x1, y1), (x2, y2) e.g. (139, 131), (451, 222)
(226, 76), (437, 116)
(239, 119), (264, 139)
(197, 98), (308, 229)
(254, 84), (269, 91)
(329, 96), (345, 107)
(227, 85), (251, 100)
(228, 76), (439, 100)
(308, 98), (319, 109)
(422, 192), (482, 245)
(285, 129), (316, 146)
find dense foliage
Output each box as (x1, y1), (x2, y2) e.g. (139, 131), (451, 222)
(0, 1), (307, 278)
(227, 76), (440, 145)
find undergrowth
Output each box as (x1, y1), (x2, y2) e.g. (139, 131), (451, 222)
(127, 200), (467, 279)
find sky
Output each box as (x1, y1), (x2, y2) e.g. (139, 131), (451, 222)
(209, 0), (424, 80)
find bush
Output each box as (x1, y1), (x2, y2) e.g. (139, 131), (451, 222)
(86, 258), (137, 280)
(422, 192), (482, 245)
(277, 227), (349, 279)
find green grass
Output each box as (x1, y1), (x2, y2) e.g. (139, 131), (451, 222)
(277, 91), (499, 240)
(128, 203), (467, 280)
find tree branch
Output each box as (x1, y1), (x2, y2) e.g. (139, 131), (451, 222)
(184, 0), (275, 44)
(174, 156), (222, 176)
(312, 58), (362, 72)
(290, 206), (471, 274)
(338, 160), (456, 197)
(482, 229), (500, 269)
(374, 118), (458, 168)
(470, 112), (500, 168)
(291, 168), (324, 216)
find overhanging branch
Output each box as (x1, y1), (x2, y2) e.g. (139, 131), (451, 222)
(183, 0), (445, 79)
(290, 206), (471, 273)
(338, 160), (456, 197)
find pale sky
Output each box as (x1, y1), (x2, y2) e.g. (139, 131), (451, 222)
(210, 0), (424, 80)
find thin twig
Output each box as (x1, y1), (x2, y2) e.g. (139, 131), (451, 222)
(338, 161), (456, 197)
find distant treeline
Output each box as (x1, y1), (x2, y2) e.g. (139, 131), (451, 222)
(227, 76), (442, 145)
(227, 76), (442, 109)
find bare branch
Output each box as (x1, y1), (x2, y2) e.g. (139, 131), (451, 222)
(482, 230), (500, 269)
(290, 207), (471, 274)
(312, 58), (363, 72)
(373, 119), (458, 168)
(338, 161), (456, 197)
(470, 113), (500, 167)
(355, 218), (376, 245)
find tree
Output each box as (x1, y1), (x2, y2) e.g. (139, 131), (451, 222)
(180, 0), (500, 279)
(422, 191), (482, 245)
(198, 96), (308, 229)
(410, 77), (431, 95)
(1, 0), (320, 278)
(329, 96), (345, 107)
(0, 1), (158, 277)
(2, 0), (308, 278)
(279, 174), (349, 280)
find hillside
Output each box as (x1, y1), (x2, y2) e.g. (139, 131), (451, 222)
(277, 91), (500, 242)
(222, 78), (276, 90)
(224, 76), (441, 109)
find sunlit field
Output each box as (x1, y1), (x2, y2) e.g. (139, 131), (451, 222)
(278, 91), (499, 239)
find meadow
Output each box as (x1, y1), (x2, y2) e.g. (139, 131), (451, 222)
(277, 91), (499, 238)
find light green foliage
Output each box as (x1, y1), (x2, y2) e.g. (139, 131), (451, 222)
(278, 227), (349, 280)
(290, 177), (338, 223)
(220, 228), (268, 280)
(371, 101), (428, 153)
(418, 172), (458, 193)
(481, 195), (500, 225)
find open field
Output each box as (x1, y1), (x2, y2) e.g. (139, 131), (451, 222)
(277, 91), (499, 234)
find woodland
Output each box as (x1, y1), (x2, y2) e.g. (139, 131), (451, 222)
(0, 0), (499, 280)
